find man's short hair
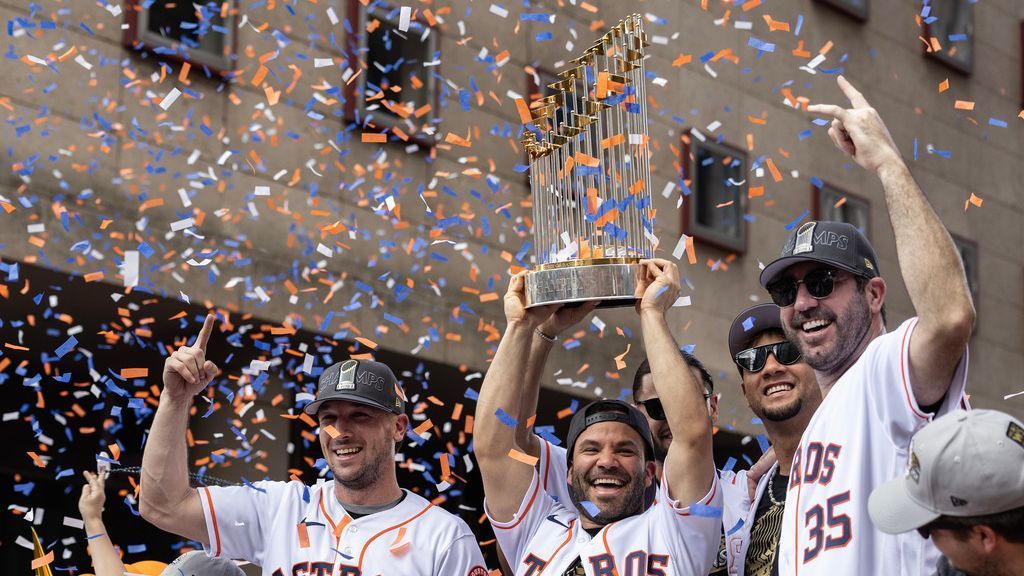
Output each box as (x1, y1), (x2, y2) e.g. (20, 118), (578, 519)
(925, 505), (1024, 544)
(631, 350), (713, 402)
(854, 274), (888, 327)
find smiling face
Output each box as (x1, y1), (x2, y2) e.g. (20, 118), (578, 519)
(740, 330), (821, 423)
(778, 262), (880, 375)
(567, 421), (656, 526)
(316, 400), (407, 491)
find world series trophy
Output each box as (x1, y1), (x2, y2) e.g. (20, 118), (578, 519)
(523, 14), (654, 307)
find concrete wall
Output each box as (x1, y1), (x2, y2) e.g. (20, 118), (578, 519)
(0, 0), (1020, 438)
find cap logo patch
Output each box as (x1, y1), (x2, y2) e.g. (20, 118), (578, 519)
(863, 258), (874, 271)
(908, 451), (921, 483)
(950, 496), (968, 507)
(813, 229), (849, 251)
(337, 360), (358, 391)
(356, 369), (386, 391)
(1007, 422), (1024, 449)
(792, 222), (817, 255)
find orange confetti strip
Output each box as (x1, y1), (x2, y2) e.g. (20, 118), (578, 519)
(671, 54), (692, 67)
(322, 424), (340, 438)
(355, 337), (378, 349)
(938, 79), (949, 93)
(121, 368), (149, 379)
(741, 0), (761, 11)
(765, 157), (782, 182)
(444, 132), (472, 147)
(748, 186), (764, 198)
(964, 192), (983, 210)
(31, 550), (54, 570)
(362, 133), (388, 143)
(628, 179), (645, 195)
(514, 98), (532, 124)
(83, 272), (104, 283)
(507, 448), (538, 466)
(413, 419), (433, 436)
(27, 451), (45, 468)
(297, 522), (310, 549)
(440, 454), (452, 480)
(479, 292), (499, 302)
(601, 133), (624, 149)
(954, 100), (975, 111)
(684, 235), (697, 265)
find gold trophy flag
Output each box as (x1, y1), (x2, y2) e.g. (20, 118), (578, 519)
(31, 526), (55, 576)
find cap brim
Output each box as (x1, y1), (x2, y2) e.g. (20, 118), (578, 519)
(868, 476), (941, 534)
(302, 394), (394, 416)
(728, 303), (783, 358)
(759, 255), (867, 288)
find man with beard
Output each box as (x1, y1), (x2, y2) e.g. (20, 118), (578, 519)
(476, 259), (721, 575)
(868, 409), (1024, 576)
(761, 76), (975, 576)
(139, 315), (487, 576)
(719, 304), (821, 576)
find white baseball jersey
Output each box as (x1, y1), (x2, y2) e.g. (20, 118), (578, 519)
(777, 318), (968, 576)
(719, 465), (774, 575)
(537, 437), (573, 508)
(198, 480), (488, 576)
(488, 452), (722, 576)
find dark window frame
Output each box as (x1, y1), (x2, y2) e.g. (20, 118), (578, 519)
(680, 130), (749, 254)
(123, 0), (239, 76)
(344, 0), (441, 148)
(921, 0), (974, 76)
(811, 181), (871, 240)
(813, 0), (870, 22)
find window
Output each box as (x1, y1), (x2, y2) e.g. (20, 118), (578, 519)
(922, 0), (974, 74)
(813, 0), (869, 21)
(813, 183), (870, 239)
(950, 235), (979, 303)
(347, 3), (439, 142)
(129, 1), (236, 73)
(681, 133), (747, 253)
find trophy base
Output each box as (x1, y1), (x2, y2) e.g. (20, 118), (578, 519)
(525, 262), (640, 308)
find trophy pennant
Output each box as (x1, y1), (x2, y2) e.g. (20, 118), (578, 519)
(31, 526), (55, 576)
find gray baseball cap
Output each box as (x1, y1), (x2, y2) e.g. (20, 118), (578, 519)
(158, 551), (245, 576)
(303, 359), (407, 416)
(868, 409), (1024, 534)
(760, 221), (879, 289)
(728, 303), (784, 358)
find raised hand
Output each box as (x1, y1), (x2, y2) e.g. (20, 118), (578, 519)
(504, 271), (559, 328)
(807, 76), (902, 173)
(79, 471), (107, 522)
(162, 314), (219, 400)
(636, 258), (681, 316)
(538, 300), (599, 339)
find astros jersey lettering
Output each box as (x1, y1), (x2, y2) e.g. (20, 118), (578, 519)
(488, 450), (722, 576)
(198, 480), (487, 576)
(777, 318), (968, 575)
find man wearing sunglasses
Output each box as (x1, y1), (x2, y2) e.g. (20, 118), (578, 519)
(868, 409), (1024, 576)
(719, 304), (821, 576)
(762, 76), (976, 576)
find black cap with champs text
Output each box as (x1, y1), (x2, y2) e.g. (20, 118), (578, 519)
(303, 359), (407, 416)
(759, 220), (880, 289)
(565, 400), (656, 462)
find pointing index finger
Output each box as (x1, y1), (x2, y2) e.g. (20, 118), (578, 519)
(196, 314), (215, 351)
(837, 75), (870, 109)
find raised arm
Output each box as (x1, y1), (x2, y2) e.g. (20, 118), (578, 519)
(808, 76), (975, 406)
(636, 259), (715, 504)
(475, 272), (558, 522)
(78, 471), (127, 576)
(139, 314), (219, 544)
(513, 302), (599, 459)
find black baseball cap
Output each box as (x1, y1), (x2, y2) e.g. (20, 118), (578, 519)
(565, 400), (655, 462)
(303, 359), (407, 416)
(759, 221), (880, 288)
(728, 303), (784, 358)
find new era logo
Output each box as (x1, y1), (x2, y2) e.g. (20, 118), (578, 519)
(950, 496), (968, 507)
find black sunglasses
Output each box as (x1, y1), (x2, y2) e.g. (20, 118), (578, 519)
(637, 393), (711, 421)
(767, 266), (853, 308)
(916, 519), (961, 540)
(733, 341), (803, 373)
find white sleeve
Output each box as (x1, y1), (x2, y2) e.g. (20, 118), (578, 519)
(436, 532), (489, 576)
(198, 480), (283, 563)
(537, 437), (571, 507)
(866, 317), (969, 448)
(649, 459), (724, 576)
(485, 467), (557, 570)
